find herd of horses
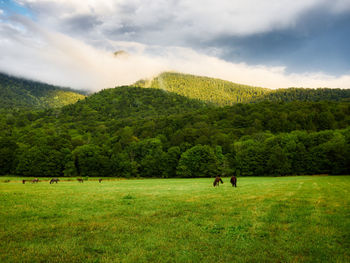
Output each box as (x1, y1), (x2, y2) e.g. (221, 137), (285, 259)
(213, 176), (237, 187)
(22, 178), (103, 184)
(21, 177), (236, 186)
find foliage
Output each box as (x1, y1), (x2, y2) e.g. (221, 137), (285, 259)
(0, 72), (86, 109)
(1, 82), (349, 177)
(136, 72), (269, 105)
(177, 145), (220, 177)
(136, 72), (350, 106)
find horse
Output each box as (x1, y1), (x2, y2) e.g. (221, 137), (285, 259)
(22, 179), (26, 184)
(230, 176), (237, 187)
(32, 178), (39, 183)
(77, 178), (84, 183)
(50, 178), (59, 184)
(98, 179), (102, 183)
(213, 176), (224, 187)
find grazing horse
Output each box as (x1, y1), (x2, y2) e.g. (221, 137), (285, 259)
(50, 178), (59, 184)
(98, 179), (102, 183)
(213, 176), (224, 187)
(77, 178), (84, 183)
(32, 178), (39, 183)
(22, 179), (26, 184)
(230, 176), (237, 187)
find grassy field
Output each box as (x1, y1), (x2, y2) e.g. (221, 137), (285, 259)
(0, 176), (349, 263)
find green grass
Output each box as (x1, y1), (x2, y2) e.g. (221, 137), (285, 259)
(0, 176), (349, 263)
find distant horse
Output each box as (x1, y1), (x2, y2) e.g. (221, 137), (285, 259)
(77, 178), (84, 183)
(22, 180), (26, 184)
(213, 176), (224, 187)
(32, 178), (39, 183)
(50, 178), (59, 184)
(98, 179), (102, 183)
(230, 176), (237, 187)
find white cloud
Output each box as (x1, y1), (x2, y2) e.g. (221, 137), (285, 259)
(16, 0), (350, 42)
(0, 16), (349, 91)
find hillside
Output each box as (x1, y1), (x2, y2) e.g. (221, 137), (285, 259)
(60, 86), (209, 121)
(136, 72), (350, 105)
(135, 72), (269, 105)
(1, 84), (349, 177)
(254, 87), (350, 103)
(0, 73), (86, 109)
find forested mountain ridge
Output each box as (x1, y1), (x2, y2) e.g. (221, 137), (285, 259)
(2, 70), (349, 111)
(59, 86), (209, 122)
(135, 72), (270, 105)
(1, 73), (350, 178)
(0, 72), (86, 109)
(254, 88), (350, 103)
(1, 84), (349, 178)
(135, 72), (350, 105)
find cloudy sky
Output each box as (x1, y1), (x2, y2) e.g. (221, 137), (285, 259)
(0, 0), (349, 91)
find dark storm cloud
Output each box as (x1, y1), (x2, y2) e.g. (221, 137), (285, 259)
(204, 9), (350, 75)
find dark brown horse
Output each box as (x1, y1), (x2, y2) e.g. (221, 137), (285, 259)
(230, 176), (237, 187)
(22, 179), (26, 184)
(213, 176), (224, 187)
(32, 178), (39, 183)
(50, 178), (59, 184)
(77, 178), (84, 183)
(98, 179), (102, 183)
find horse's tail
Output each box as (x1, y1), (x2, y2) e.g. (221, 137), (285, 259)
(220, 178), (223, 184)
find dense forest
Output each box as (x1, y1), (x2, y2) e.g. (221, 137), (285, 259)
(136, 72), (350, 106)
(0, 73), (86, 109)
(1, 83), (349, 178)
(136, 72), (270, 105)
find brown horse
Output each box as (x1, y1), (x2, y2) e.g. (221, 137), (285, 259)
(77, 178), (84, 183)
(50, 178), (59, 184)
(213, 176), (224, 187)
(32, 178), (39, 183)
(22, 179), (26, 184)
(230, 176), (237, 187)
(98, 179), (102, 183)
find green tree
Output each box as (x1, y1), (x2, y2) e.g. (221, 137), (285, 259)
(177, 145), (219, 177)
(72, 144), (109, 177)
(0, 137), (18, 175)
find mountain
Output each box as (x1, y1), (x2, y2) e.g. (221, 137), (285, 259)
(253, 87), (350, 103)
(60, 86), (209, 122)
(135, 72), (350, 105)
(1, 82), (349, 177)
(135, 72), (269, 105)
(0, 72), (86, 109)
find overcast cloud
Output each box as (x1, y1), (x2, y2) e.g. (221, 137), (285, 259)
(0, 0), (350, 90)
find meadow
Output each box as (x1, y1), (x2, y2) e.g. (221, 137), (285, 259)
(0, 176), (349, 263)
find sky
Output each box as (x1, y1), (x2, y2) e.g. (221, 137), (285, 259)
(0, 0), (350, 91)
